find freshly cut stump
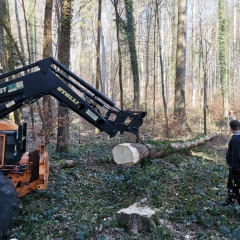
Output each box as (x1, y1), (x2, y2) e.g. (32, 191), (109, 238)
(116, 204), (157, 233)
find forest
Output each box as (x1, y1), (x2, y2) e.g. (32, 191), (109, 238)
(1, 0), (240, 239)
(1, 0), (240, 142)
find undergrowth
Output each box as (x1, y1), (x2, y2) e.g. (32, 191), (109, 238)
(9, 134), (240, 240)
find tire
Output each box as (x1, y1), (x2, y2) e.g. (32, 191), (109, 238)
(0, 172), (19, 239)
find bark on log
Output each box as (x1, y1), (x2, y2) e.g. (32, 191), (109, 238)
(112, 132), (219, 166)
(50, 160), (75, 173)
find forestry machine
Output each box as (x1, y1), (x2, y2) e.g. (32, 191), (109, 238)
(0, 57), (146, 237)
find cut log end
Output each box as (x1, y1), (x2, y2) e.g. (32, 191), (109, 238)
(116, 204), (157, 233)
(112, 143), (140, 166)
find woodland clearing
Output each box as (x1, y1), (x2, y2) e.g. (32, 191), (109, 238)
(7, 123), (240, 240)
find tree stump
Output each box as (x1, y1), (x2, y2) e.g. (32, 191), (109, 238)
(116, 204), (157, 233)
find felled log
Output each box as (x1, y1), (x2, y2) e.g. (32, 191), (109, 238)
(112, 132), (219, 166)
(116, 203), (157, 233)
(60, 160), (75, 168)
(50, 160), (75, 173)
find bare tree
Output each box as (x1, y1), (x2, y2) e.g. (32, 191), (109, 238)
(21, 0), (32, 64)
(174, 0), (187, 126)
(0, 0), (4, 71)
(42, 0), (54, 143)
(124, 0), (140, 110)
(156, 0), (169, 135)
(171, 0), (178, 91)
(143, 1), (153, 112)
(218, 0), (228, 117)
(96, 0), (102, 91)
(14, 0), (25, 65)
(112, 0), (124, 108)
(199, 20), (211, 135)
(101, 27), (106, 95)
(57, 0), (72, 152)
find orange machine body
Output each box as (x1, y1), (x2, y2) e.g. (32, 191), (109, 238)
(0, 120), (49, 197)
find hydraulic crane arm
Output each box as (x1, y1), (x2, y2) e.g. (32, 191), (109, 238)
(0, 58), (146, 137)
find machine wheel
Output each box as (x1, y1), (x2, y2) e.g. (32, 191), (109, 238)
(0, 172), (19, 239)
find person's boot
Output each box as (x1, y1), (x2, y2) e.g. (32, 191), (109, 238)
(221, 198), (235, 206)
(221, 189), (236, 206)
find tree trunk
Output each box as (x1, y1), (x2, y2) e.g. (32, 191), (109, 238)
(144, 5), (152, 112)
(28, 0), (36, 62)
(14, 0), (25, 65)
(21, 0), (35, 128)
(112, 133), (219, 166)
(174, 0), (187, 124)
(170, 0), (178, 95)
(156, 0), (169, 135)
(218, 0), (229, 117)
(2, 0), (14, 71)
(112, 0), (124, 109)
(232, 3), (237, 105)
(42, 0), (54, 143)
(96, 0), (102, 91)
(56, 0), (72, 152)
(0, 0), (4, 69)
(1, 0), (22, 124)
(21, 0), (31, 64)
(101, 27), (106, 95)
(199, 20), (211, 136)
(124, 0), (140, 110)
(191, 0), (196, 107)
(0, 1), (24, 67)
(153, 3), (156, 118)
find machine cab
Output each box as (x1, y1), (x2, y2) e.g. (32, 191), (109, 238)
(0, 121), (26, 166)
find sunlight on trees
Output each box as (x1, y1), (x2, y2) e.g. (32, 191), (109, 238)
(0, 0), (240, 141)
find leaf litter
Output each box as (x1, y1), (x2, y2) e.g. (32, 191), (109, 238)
(9, 132), (240, 240)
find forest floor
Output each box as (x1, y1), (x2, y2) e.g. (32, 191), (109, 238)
(8, 128), (240, 240)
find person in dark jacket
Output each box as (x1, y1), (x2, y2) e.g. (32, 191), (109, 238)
(222, 119), (240, 206)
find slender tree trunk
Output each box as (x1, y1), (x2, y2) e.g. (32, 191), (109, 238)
(171, 0), (178, 91)
(1, 0), (22, 124)
(28, 0), (36, 61)
(2, 0), (13, 71)
(0, 0), (3, 70)
(101, 27), (106, 95)
(21, 0), (36, 134)
(96, 0), (102, 91)
(14, 0), (25, 65)
(57, 0), (72, 152)
(0, 2), (24, 67)
(153, 4), (156, 118)
(144, 6), (152, 112)
(29, 0), (37, 140)
(42, 0), (54, 143)
(218, 0), (228, 117)
(124, 0), (140, 110)
(112, 0), (123, 108)
(191, 0), (196, 107)
(174, 0), (187, 126)
(232, 2), (237, 106)
(43, 0), (53, 59)
(21, 0), (31, 64)
(156, 0), (169, 135)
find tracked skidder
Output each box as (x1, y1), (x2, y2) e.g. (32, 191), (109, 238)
(0, 58), (146, 237)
